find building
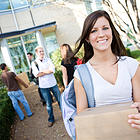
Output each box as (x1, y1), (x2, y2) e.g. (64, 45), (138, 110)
(0, 0), (102, 73)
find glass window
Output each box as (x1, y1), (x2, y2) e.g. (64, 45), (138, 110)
(0, 0), (11, 10)
(84, 0), (103, 14)
(11, 0), (27, 9)
(0, 47), (4, 63)
(7, 37), (28, 74)
(44, 32), (59, 56)
(22, 32), (38, 61)
(95, 0), (103, 10)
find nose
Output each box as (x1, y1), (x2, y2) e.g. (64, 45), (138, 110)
(98, 29), (104, 37)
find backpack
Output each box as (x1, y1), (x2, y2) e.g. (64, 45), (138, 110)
(76, 58), (82, 65)
(30, 61), (39, 85)
(61, 64), (95, 140)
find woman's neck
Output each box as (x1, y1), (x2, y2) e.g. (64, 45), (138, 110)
(90, 51), (117, 66)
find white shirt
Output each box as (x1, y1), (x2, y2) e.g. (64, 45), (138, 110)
(31, 57), (57, 88)
(74, 56), (139, 107)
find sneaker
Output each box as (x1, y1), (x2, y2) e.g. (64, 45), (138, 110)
(28, 112), (34, 117)
(48, 122), (54, 127)
(20, 116), (26, 121)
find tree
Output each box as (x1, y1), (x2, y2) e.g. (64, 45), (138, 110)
(102, 0), (140, 49)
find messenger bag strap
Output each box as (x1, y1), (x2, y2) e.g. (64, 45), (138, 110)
(77, 64), (95, 107)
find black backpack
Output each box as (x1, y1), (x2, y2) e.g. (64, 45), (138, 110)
(30, 61), (39, 85)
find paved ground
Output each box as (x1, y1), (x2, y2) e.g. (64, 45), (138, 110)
(10, 84), (71, 140)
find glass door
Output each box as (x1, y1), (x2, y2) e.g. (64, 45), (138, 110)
(7, 37), (28, 74)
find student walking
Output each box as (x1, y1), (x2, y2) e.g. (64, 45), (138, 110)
(0, 63), (33, 121)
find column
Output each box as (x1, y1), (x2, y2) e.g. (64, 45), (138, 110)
(36, 31), (49, 57)
(0, 39), (15, 72)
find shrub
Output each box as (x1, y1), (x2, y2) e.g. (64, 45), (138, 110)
(0, 97), (15, 140)
(126, 48), (131, 57)
(50, 49), (63, 87)
(0, 71), (15, 140)
(130, 50), (140, 59)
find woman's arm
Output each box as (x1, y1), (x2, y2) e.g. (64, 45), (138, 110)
(128, 65), (140, 129)
(132, 65), (140, 102)
(61, 65), (68, 88)
(74, 77), (88, 114)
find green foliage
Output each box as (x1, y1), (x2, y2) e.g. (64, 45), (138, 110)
(126, 48), (131, 57)
(0, 98), (15, 140)
(74, 44), (84, 59)
(0, 71), (15, 140)
(130, 50), (140, 60)
(50, 49), (63, 87)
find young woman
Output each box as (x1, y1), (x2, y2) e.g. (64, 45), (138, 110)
(60, 44), (78, 87)
(72, 10), (140, 124)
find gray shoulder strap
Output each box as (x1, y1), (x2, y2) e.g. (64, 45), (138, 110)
(77, 64), (95, 107)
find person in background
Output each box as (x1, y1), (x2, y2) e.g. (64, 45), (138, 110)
(60, 44), (79, 88)
(27, 52), (46, 106)
(71, 10), (140, 118)
(0, 63), (33, 121)
(27, 52), (33, 64)
(32, 46), (61, 127)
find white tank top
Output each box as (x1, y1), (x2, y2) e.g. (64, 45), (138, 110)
(74, 56), (139, 107)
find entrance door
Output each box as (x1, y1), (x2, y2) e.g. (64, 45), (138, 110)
(8, 37), (28, 74)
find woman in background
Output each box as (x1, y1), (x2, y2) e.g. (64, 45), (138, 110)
(60, 44), (78, 88)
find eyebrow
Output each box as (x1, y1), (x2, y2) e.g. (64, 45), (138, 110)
(93, 25), (109, 29)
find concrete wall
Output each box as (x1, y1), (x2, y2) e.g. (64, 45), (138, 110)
(0, 14), (17, 33)
(0, 0), (87, 47)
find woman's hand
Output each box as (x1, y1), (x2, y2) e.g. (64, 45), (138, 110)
(128, 102), (140, 130)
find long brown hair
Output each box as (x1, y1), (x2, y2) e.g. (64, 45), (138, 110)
(73, 10), (126, 63)
(60, 44), (77, 64)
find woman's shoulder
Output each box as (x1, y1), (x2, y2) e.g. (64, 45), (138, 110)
(120, 56), (139, 64)
(120, 56), (139, 78)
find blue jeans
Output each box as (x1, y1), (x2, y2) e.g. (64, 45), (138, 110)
(8, 90), (32, 120)
(40, 85), (61, 122)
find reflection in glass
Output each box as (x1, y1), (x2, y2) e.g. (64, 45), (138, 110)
(0, 47), (4, 63)
(44, 32), (59, 56)
(7, 37), (28, 74)
(95, 0), (103, 10)
(22, 32), (38, 62)
(84, 0), (103, 14)
(11, 0), (27, 9)
(0, 0), (11, 10)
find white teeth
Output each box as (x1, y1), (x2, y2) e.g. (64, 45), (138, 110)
(98, 40), (107, 43)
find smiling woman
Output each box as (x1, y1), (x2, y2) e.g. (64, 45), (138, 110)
(88, 16), (112, 52)
(69, 10), (140, 130)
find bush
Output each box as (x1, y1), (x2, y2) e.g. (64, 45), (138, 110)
(0, 98), (15, 140)
(0, 71), (15, 140)
(50, 49), (63, 87)
(126, 48), (131, 57)
(130, 50), (140, 59)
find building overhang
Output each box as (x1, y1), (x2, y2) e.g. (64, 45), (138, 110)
(0, 21), (56, 39)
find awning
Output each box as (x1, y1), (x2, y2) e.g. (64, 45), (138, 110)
(0, 21), (56, 39)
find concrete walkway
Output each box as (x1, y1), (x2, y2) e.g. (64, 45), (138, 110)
(11, 85), (71, 140)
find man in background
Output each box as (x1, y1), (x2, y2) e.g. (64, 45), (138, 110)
(32, 46), (61, 127)
(0, 63), (33, 121)
(27, 52), (46, 106)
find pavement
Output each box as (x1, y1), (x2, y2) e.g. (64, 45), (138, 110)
(10, 84), (71, 140)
